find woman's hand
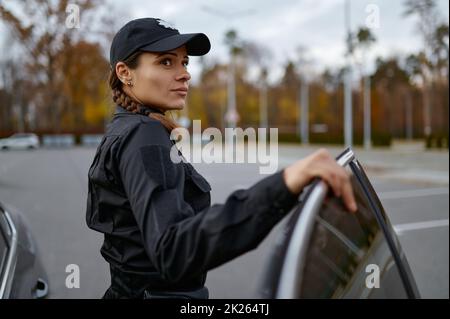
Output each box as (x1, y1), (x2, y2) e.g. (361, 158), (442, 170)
(283, 148), (357, 213)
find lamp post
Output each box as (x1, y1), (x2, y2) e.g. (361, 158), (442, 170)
(300, 75), (309, 145)
(259, 68), (268, 129)
(296, 46), (313, 145)
(344, 0), (353, 148)
(201, 6), (256, 131)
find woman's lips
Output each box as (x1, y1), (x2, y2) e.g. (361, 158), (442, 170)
(172, 89), (188, 96)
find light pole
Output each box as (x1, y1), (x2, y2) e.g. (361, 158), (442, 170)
(226, 43), (239, 129)
(405, 90), (413, 140)
(259, 68), (268, 129)
(296, 46), (313, 145)
(201, 6), (256, 131)
(300, 75), (309, 145)
(344, 0), (353, 148)
(363, 74), (371, 149)
(356, 28), (376, 150)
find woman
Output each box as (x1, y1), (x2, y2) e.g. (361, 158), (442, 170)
(86, 18), (357, 299)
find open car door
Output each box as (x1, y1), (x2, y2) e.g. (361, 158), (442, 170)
(258, 148), (421, 299)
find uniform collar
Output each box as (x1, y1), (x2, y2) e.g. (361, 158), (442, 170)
(114, 105), (165, 116)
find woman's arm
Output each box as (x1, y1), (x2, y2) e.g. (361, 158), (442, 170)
(117, 121), (356, 284)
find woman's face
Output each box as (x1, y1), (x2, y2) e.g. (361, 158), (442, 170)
(118, 45), (191, 111)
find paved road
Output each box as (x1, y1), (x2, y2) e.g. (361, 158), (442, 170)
(0, 146), (448, 298)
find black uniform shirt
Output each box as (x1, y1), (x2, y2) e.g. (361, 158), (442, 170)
(86, 105), (299, 291)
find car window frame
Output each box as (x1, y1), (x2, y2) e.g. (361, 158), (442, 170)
(0, 212), (9, 279)
(0, 204), (18, 299)
(348, 158), (420, 298)
(266, 147), (420, 299)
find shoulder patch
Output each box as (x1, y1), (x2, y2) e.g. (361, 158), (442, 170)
(139, 144), (179, 189)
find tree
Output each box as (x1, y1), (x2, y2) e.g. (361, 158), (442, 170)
(372, 57), (412, 138)
(241, 41), (273, 128)
(403, 0), (447, 137)
(0, 0), (114, 133)
(198, 62), (228, 129)
(433, 24), (449, 81)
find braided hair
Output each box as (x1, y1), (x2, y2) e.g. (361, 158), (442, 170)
(108, 51), (179, 132)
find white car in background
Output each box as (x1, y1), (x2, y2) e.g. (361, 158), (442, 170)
(0, 133), (40, 150)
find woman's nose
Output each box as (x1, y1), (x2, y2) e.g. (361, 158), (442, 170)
(176, 69), (191, 81)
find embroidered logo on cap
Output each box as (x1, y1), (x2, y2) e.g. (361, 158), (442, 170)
(157, 19), (177, 31)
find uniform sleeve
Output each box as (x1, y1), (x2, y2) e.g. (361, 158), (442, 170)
(117, 121), (300, 283)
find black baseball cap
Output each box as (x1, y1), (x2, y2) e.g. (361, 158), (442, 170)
(110, 18), (211, 68)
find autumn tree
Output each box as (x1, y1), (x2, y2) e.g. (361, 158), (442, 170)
(403, 0), (449, 138)
(0, 0), (116, 133)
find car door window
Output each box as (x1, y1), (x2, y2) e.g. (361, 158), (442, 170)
(260, 149), (420, 299)
(299, 173), (409, 298)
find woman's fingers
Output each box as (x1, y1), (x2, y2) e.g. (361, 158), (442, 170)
(283, 149), (358, 214)
(320, 165), (357, 213)
(321, 168), (341, 197)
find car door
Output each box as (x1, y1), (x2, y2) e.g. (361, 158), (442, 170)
(258, 148), (421, 299)
(15, 135), (28, 149)
(0, 205), (17, 299)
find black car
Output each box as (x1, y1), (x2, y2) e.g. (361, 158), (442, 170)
(0, 202), (49, 299)
(258, 148), (421, 299)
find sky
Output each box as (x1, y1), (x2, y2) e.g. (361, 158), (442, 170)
(1, 0), (449, 85)
(110, 0), (449, 84)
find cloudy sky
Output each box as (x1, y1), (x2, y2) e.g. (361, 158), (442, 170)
(1, 0), (448, 85)
(109, 0), (449, 84)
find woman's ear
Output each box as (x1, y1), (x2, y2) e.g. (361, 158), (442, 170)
(115, 62), (132, 84)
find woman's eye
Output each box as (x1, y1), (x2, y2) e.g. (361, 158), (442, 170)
(161, 58), (172, 66)
(160, 58), (189, 68)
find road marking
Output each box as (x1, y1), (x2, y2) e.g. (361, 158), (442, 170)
(378, 187), (449, 200)
(394, 219), (449, 235)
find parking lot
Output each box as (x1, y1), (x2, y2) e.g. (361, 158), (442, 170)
(0, 146), (448, 298)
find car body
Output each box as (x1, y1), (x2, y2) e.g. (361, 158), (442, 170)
(258, 148), (421, 299)
(0, 202), (49, 299)
(0, 133), (40, 150)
